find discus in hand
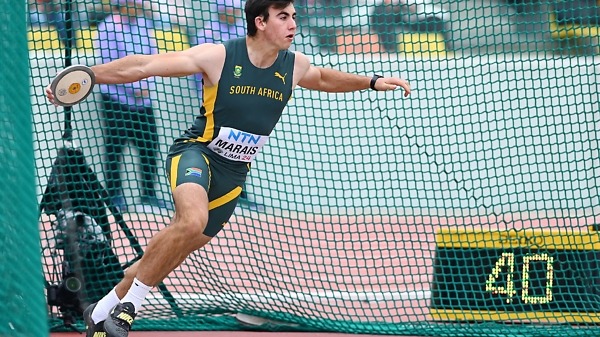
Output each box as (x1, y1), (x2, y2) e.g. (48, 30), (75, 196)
(50, 65), (96, 107)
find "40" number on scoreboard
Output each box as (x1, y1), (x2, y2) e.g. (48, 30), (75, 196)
(485, 252), (555, 304)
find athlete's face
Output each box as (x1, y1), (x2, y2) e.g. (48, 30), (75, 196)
(262, 4), (297, 49)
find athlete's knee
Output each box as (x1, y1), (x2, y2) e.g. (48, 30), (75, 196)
(172, 210), (208, 240)
(168, 217), (210, 253)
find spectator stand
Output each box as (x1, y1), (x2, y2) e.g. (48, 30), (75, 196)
(368, 0), (451, 57)
(548, 0), (600, 55)
(27, 0), (191, 53)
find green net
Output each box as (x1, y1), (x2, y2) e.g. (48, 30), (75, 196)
(30, 0), (600, 336)
(1, 1), (48, 336)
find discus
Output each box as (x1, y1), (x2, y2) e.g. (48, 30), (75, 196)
(50, 65), (96, 107)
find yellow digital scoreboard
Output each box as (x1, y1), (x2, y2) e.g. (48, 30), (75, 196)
(430, 228), (600, 323)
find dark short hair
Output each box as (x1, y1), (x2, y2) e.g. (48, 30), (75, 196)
(245, 0), (294, 36)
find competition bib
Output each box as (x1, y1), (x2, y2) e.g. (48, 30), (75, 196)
(207, 127), (269, 162)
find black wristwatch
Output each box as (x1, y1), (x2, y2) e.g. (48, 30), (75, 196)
(370, 74), (383, 91)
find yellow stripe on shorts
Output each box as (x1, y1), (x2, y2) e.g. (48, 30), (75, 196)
(208, 186), (242, 210)
(169, 154), (182, 191)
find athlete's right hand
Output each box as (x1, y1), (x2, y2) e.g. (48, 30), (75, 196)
(45, 84), (58, 106)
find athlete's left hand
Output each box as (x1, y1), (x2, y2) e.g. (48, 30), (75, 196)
(375, 77), (411, 97)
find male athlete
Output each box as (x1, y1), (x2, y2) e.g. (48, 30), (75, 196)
(46, 0), (410, 336)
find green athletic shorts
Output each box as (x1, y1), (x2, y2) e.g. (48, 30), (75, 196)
(165, 141), (249, 237)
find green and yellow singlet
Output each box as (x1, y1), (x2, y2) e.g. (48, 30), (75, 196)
(177, 37), (295, 163)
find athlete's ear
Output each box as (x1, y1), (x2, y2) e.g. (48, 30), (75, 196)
(255, 16), (266, 30)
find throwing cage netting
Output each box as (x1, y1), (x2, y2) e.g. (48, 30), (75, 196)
(23, 0), (600, 335)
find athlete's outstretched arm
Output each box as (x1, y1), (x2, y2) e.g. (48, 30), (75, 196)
(90, 43), (223, 84)
(294, 52), (410, 96)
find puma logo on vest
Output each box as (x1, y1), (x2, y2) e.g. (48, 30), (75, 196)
(274, 72), (287, 84)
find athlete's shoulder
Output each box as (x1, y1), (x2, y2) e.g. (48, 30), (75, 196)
(187, 42), (226, 55)
(291, 51), (311, 69)
(182, 43), (226, 71)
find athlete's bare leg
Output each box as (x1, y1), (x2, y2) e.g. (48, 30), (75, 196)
(115, 182), (214, 298)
